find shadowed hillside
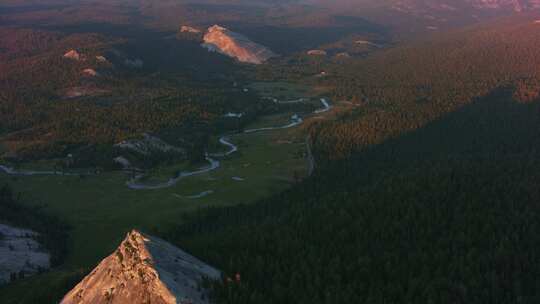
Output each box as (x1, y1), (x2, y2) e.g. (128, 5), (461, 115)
(164, 86), (540, 304)
(313, 14), (540, 160)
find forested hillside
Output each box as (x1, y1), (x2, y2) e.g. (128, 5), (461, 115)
(162, 16), (540, 304)
(170, 155), (540, 303)
(312, 15), (540, 160)
(0, 27), (259, 163)
(2, 2), (540, 303)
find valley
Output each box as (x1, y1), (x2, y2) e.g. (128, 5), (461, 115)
(2, 1), (540, 303)
(0, 76), (340, 301)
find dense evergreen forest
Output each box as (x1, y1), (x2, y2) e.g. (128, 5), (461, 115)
(169, 153), (540, 303)
(312, 18), (540, 161)
(162, 18), (540, 304)
(166, 97), (540, 304)
(0, 27), (262, 164)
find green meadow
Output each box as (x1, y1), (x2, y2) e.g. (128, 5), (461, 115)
(0, 121), (308, 268)
(0, 81), (320, 302)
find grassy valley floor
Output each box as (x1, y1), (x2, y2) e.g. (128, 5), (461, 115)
(0, 81), (326, 303)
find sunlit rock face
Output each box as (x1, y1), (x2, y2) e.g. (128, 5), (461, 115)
(82, 68), (98, 77)
(64, 50), (81, 61)
(180, 25), (201, 33)
(202, 25), (276, 64)
(60, 230), (221, 304)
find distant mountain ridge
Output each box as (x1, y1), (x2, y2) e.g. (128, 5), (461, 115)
(307, 0), (540, 11)
(313, 0), (540, 34)
(471, 0), (540, 10)
(390, 0), (540, 12)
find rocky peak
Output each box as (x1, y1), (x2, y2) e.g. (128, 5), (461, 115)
(64, 50), (81, 61)
(60, 230), (221, 304)
(180, 25), (201, 33)
(82, 68), (98, 77)
(202, 25), (276, 64)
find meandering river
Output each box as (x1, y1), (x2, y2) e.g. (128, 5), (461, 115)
(0, 98), (331, 190)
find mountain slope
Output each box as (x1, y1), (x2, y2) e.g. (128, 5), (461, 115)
(60, 230), (220, 304)
(161, 16), (540, 303)
(314, 14), (540, 160)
